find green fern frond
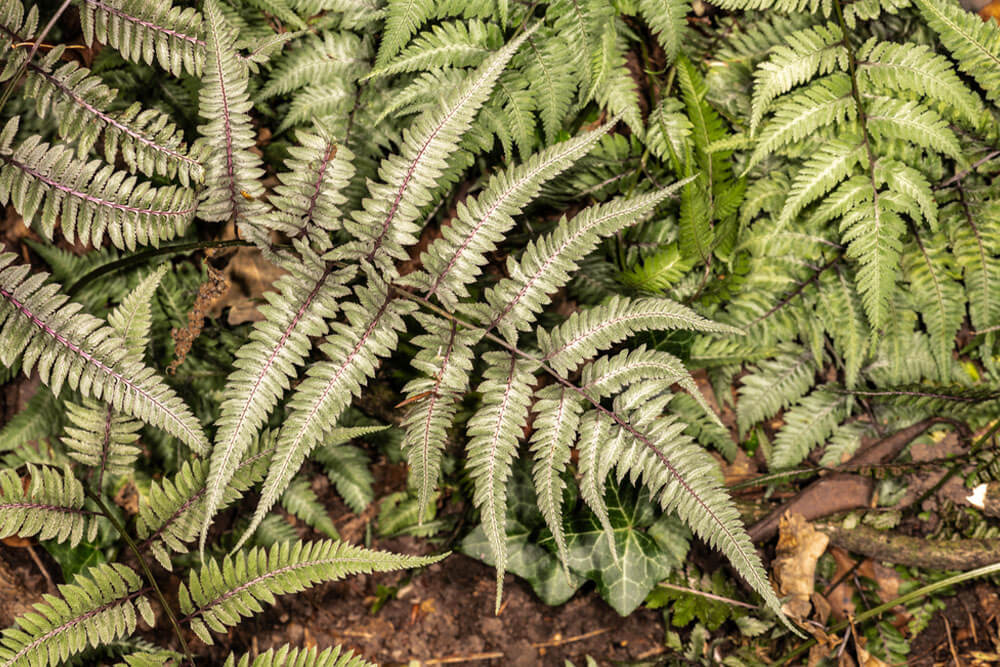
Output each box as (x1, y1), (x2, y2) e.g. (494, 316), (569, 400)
(242, 0), (306, 29)
(856, 39), (984, 128)
(913, 0), (1000, 104)
(818, 270), (868, 388)
(839, 189), (907, 330)
(402, 123), (611, 308)
(777, 137), (863, 227)
(223, 645), (374, 667)
(258, 32), (369, 100)
(368, 19), (499, 78)
(0, 254), (208, 453)
(865, 97), (962, 161)
(0, 563), (150, 667)
(646, 98), (692, 171)
(180, 540), (443, 643)
(522, 30), (577, 143)
(137, 434), (273, 569)
(400, 314), (477, 520)
(590, 21), (643, 136)
(622, 243), (694, 293)
(904, 233), (964, 381)
(0, 387), (62, 454)
(638, 0), (689, 64)
(749, 22), (847, 134)
(279, 83), (354, 133)
(770, 387), (848, 468)
(0, 464), (97, 547)
(0, 119), (197, 250)
(546, 0), (611, 95)
(945, 200), (1000, 334)
(281, 479), (338, 538)
(747, 73), (856, 170)
(736, 344), (816, 435)
(313, 440), (377, 514)
(466, 352), (534, 612)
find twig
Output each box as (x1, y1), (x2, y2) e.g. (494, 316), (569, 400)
(655, 582), (758, 610)
(423, 651), (504, 664)
(935, 150), (1000, 190)
(944, 616), (962, 667)
(531, 627), (610, 648)
(748, 254), (841, 326)
(25, 543), (54, 592)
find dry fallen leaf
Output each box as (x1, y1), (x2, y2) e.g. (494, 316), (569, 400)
(208, 247), (287, 325)
(774, 511), (830, 619)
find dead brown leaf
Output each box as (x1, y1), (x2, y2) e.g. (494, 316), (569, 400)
(207, 247), (286, 325)
(773, 512), (830, 620)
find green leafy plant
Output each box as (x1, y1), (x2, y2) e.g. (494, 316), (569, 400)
(1, 0), (999, 662)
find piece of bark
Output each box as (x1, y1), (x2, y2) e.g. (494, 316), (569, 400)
(818, 523), (1000, 570)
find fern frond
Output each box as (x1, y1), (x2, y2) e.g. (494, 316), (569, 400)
(539, 296), (742, 376)
(622, 243), (694, 292)
(749, 22), (847, 134)
(0, 39), (203, 185)
(400, 314), (478, 520)
(904, 234), (964, 381)
(279, 83), (354, 133)
(374, 0), (436, 69)
(736, 344), (815, 435)
(281, 479), (338, 538)
(343, 26), (535, 265)
(529, 385), (582, 566)
(590, 21), (643, 136)
(137, 434), (273, 569)
(913, 0), (1000, 104)
(522, 30), (577, 143)
(879, 159), (936, 229)
(546, 0), (610, 94)
(778, 137), (863, 226)
(0, 464), (96, 547)
(865, 97), (962, 161)
(223, 645), (374, 667)
(77, 0), (204, 76)
(818, 270), (868, 388)
(606, 395), (784, 620)
(403, 124), (611, 308)
(839, 190), (906, 330)
(313, 440), (377, 514)
(770, 387), (848, 468)
(856, 39), (984, 127)
(747, 73), (856, 170)
(946, 201), (1000, 334)
(485, 185), (691, 344)
(466, 352), (534, 612)
(368, 19), (499, 78)
(638, 0), (689, 64)
(61, 400), (141, 477)
(235, 280), (414, 549)
(646, 98), (692, 170)
(197, 0), (269, 231)
(0, 255), (208, 453)
(109, 265), (167, 357)
(0, 563), (150, 667)
(0, 387), (62, 454)
(180, 540), (442, 644)
(203, 257), (350, 556)
(0, 119), (197, 250)
(267, 126), (356, 238)
(258, 32), (369, 100)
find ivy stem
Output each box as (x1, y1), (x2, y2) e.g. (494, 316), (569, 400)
(65, 239), (255, 297)
(83, 487), (196, 666)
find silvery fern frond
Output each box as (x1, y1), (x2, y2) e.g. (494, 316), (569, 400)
(0, 254), (208, 453)
(913, 0), (1000, 104)
(179, 540), (443, 644)
(0, 464), (98, 547)
(197, 0), (269, 231)
(0, 118), (197, 250)
(77, 0), (205, 77)
(0, 563), (152, 667)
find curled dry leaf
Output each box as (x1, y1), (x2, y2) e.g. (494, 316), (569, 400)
(773, 511), (830, 620)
